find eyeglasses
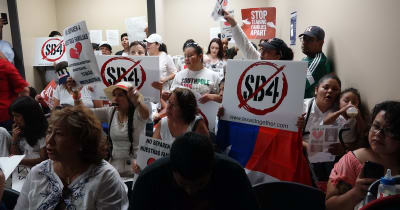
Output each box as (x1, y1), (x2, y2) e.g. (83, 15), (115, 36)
(370, 123), (394, 138)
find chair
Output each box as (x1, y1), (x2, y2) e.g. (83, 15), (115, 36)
(2, 188), (20, 210)
(360, 194), (400, 210)
(252, 181), (325, 210)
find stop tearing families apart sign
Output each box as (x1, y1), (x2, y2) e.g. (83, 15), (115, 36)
(90, 55), (160, 102)
(221, 60), (306, 132)
(136, 135), (172, 171)
(33, 37), (67, 66)
(241, 7), (276, 40)
(63, 21), (102, 86)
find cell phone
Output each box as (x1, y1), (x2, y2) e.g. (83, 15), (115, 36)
(362, 161), (384, 179)
(1, 13), (7, 25)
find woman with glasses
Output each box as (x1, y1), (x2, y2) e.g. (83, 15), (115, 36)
(15, 105), (128, 209)
(325, 101), (400, 210)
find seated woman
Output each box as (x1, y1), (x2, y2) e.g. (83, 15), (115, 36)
(153, 88), (209, 141)
(14, 105), (128, 209)
(9, 96), (48, 167)
(326, 100), (400, 210)
(52, 61), (102, 108)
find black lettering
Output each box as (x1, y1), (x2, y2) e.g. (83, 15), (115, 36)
(45, 44), (51, 56)
(243, 75), (254, 99)
(107, 67), (117, 85)
(265, 77), (280, 103)
(254, 75), (266, 101)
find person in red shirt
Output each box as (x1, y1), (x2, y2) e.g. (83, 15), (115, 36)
(0, 52), (29, 131)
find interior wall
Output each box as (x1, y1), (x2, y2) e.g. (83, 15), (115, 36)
(17, 0), (58, 90)
(0, 0), (12, 44)
(162, 0), (400, 109)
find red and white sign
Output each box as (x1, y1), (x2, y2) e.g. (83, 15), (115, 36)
(40, 80), (57, 109)
(192, 91), (219, 132)
(222, 60), (306, 132)
(211, 0), (229, 21)
(136, 135), (172, 171)
(241, 7), (276, 40)
(91, 55), (160, 102)
(33, 37), (67, 66)
(64, 21), (101, 86)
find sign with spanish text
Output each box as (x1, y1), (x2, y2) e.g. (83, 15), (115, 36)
(63, 21), (102, 86)
(241, 7), (276, 40)
(308, 125), (340, 163)
(90, 55), (160, 102)
(136, 135), (172, 171)
(40, 80), (57, 109)
(12, 165), (30, 192)
(33, 37), (67, 66)
(222, 60), (306, 132)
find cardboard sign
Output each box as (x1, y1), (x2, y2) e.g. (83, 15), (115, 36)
(91, 55), (160, 102)
(40, 80), (57, 109)
(33, 37), (67, 66)
(308, 126), (340, 163)
(211, 0), (229, 21)
(63, 21), (102, 86)
(222, 60), (306, 132)
(136, 135), (172, 171)
(12, 165), (30, 192)
(241, 7), (276, 40)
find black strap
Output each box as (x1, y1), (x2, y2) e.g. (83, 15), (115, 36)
(192, 117), (201, 132)
(107, 107), (117, 160)
(302, 98), (314, 135)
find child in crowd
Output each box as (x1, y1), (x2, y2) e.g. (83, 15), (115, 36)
(323, 88), (369, 151)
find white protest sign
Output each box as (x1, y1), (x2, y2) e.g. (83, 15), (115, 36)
(136, 135), (172, 171)
(211, 0), (229, 21)
(0, 155), (25, 180)
(89, 30), (103, 44)
(219, 10), (234, 40)
(222, 60), (306, 132)
(106, 30), (120, 46)
(40, 80), (57, 109)
(125, 16), (147, 42)
(64, 21), (102, 86)
(12, 165), (30, 192)
(308, 125), (340, 163)
(91, 55), (160, 102)
(192, 91), (219, 132)
(33, 37), (67, 66)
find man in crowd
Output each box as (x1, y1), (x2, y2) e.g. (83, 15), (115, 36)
(99, 42), (112, 55)
(115, 33), (129, 56)
(299, 26), (331, 98)
(131, 132), (259, 210)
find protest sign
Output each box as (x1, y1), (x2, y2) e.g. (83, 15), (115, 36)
(89, 30), (103, 44)
(0, 155), (25, 180)
(106, 30), (119, 46)
(241, 7), (276, 40)
(12, 165), (30, 192)
(308, 126), (340, 163)
(219, 10), (234, 40)
(125, 16), (147, 42)
(192, 91), (219, 132)
(211, 0), (229, 21)
(221, 60), (306, 132)
(40, 80), (57, 109)
(33, 37), (67, 66)
(91, 55), (160, 102)
(136, 135), (172, 171)
(63, 21), (102, 86)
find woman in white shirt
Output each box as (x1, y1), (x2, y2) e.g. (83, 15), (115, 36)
(203, 38), (226, 79)
(15, 105), (128, 210)
(9, 96), (47, 167)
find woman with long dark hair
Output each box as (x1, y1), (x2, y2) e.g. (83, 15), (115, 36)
(204, 38), (226, 79)
(9, 96), (48, 167)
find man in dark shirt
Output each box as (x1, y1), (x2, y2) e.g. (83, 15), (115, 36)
(130, 132), (259, 210)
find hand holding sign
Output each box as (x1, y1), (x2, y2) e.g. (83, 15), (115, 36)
(128, 87), (144, 106)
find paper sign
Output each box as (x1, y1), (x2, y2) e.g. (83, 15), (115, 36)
(33, 37), (68, 66)
(91, 55), (160, 102)
(290, 12), (297, 45)
(192, 91), (219, 132)
(136, 135), (172, 171)
(106, 30), (120, 46)
(63, 21), (102, 86)
(308, 126), (340, 163)
(220, 10), (234, 40)
(12, 165), (30, 192)
(40, 80), (57, 109)
(89, 30), (103, 44)
(0, 155), (25, 180)
(221, 60), (307, 132)
(125, 16), (147, 42)
(211, 0), (229, 21)
(241, 7), (276, 40)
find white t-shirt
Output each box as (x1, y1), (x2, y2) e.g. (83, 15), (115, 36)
(53, 85), (94, 108)
(170, 67), (221, 95)
(15, 160), (128, 210)
(160, 115), (202, 142)
(0, 127), (11, 157)
(17, 137), (45, 159)
(159, 52), (177, 90)
(203, 54), (226, 79)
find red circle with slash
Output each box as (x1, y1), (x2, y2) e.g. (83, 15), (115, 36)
(100, 57), (146, 89)
(236, 61), (288, 115)
(41, 38), (65, 62)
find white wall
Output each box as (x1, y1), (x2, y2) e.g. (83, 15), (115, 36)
(0, 0), (12, 44)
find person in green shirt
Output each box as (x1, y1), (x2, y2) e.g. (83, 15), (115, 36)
(299, 26), (331, 98)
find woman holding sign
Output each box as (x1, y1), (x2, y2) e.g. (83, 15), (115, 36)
(153, 88), (209, 142)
